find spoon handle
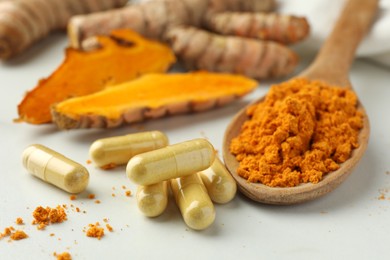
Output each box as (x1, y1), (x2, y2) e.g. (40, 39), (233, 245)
(302, 0), (378, 86)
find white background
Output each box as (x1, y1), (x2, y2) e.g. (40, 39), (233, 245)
(1, 30), (390, 260)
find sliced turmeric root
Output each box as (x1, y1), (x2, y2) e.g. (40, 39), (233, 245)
(51, 72), (258, 129)
(17, 29), (176, 124)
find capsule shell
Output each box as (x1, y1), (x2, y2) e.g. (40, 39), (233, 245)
(89, 131), (168, 169)
(127, 138), (215, 185)
(136, 181), (169, 217)
(171, 173), (215, 230)
(22, 144), (89, 193)
(199, 156), (237, 204)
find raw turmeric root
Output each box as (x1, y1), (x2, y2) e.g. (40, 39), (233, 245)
(68, 0), (277, 47)
(0, 0), (128, 59)
(17, 29), (176, 124)
(166, 26), (298, 79)
(205, 12), (310, 45)
(51, 72), (258, 129)
(67, 0), (309, 79)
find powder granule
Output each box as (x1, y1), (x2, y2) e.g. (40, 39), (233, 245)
(1, 227), (28, 241)
(54, 252), (72, 260)
(230, 78), (363, 187)
(106, 224), (113, 232)
(32, 205), (67, 229)
(15, 218), (24, 225)
(10, 230), (28, 240)
(86, 223), (104, 240)
(0, 227), (13, 239)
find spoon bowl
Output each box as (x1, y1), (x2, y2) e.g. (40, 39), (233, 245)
(223, 0), (376, 205)
(223, 97), (370, 205)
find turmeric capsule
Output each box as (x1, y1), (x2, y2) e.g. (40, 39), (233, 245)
(89, 131), (168, 169)
(22, 144), (89, 193)
(136, 181), (169, 217)
(170, 173), (216, 230)
(199, 156), (237, 204)
(127, 138), (215, 186)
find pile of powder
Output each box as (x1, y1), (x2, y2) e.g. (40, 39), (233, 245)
(230, 78), (363, 187)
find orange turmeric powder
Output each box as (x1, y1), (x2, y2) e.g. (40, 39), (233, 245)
(230, 78), (363, 187)
(32, 205), (67, 230)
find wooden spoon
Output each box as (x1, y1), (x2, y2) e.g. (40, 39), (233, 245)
(222, 0), (377, 205)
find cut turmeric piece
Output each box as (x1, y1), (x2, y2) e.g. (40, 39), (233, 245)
(51, 72), (258, 129)
(17, 29), (176, 124)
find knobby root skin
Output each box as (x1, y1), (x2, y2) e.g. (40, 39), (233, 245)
(67, 0), (276, 49)
(0, 0), (128, 59)
(205, 12), (310, 45)
(166, 26), (298, 79)
(65, 0), (305, 79)
(51, 95), (241, 130)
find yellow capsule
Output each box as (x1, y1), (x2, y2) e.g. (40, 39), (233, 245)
(170, 173), (216, 230)
(199, 156), (237, 204)
(22, 144), (89, 194)
(89, 131), (168, 169)
(136, 181), (169, 217)
(127, 138), (215, 185)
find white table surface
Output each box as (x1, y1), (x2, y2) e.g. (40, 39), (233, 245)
(1, 33), (390, 260)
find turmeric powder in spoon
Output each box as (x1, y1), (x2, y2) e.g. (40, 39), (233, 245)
(229, 78), (363, 187)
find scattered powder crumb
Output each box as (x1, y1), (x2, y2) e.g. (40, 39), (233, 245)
(86, 222), (104, 240)
(54, 252), (72, 260)
(111, 193), (116, 197)
(106, 224), (113, 232)
(377, 188), (390, 200)
(125, 190), (132, 197)
(50, 233), (55, 237)
(15, 218), (24, 225)
(112, 187), (116, 190)
(10, 230), (28, 240)
(103, 218), (108, 223)
(95, 200), (101, 204)
(122, 185), (126, 189)
(32, 205), (67, 230)
(70, 195), (77, 201)
(88, 194), (96, 199)
(378, 193), (386, 200)
(37, 223), (46, 230)
(86, 159), (92, 164)
(76, 207), (80, 213)
(0, 227), (12, 239)
(101, 163), (117, 170)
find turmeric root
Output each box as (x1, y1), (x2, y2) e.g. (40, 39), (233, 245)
(67, 0), (277, 48)
(0, 0), (128, 59)
(66, 0), (309, 79)
(204, 12), (310, 45)
(166, 26), (298, 79)
(51, 72), (258, 129)
(17, 29), (176, 124)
